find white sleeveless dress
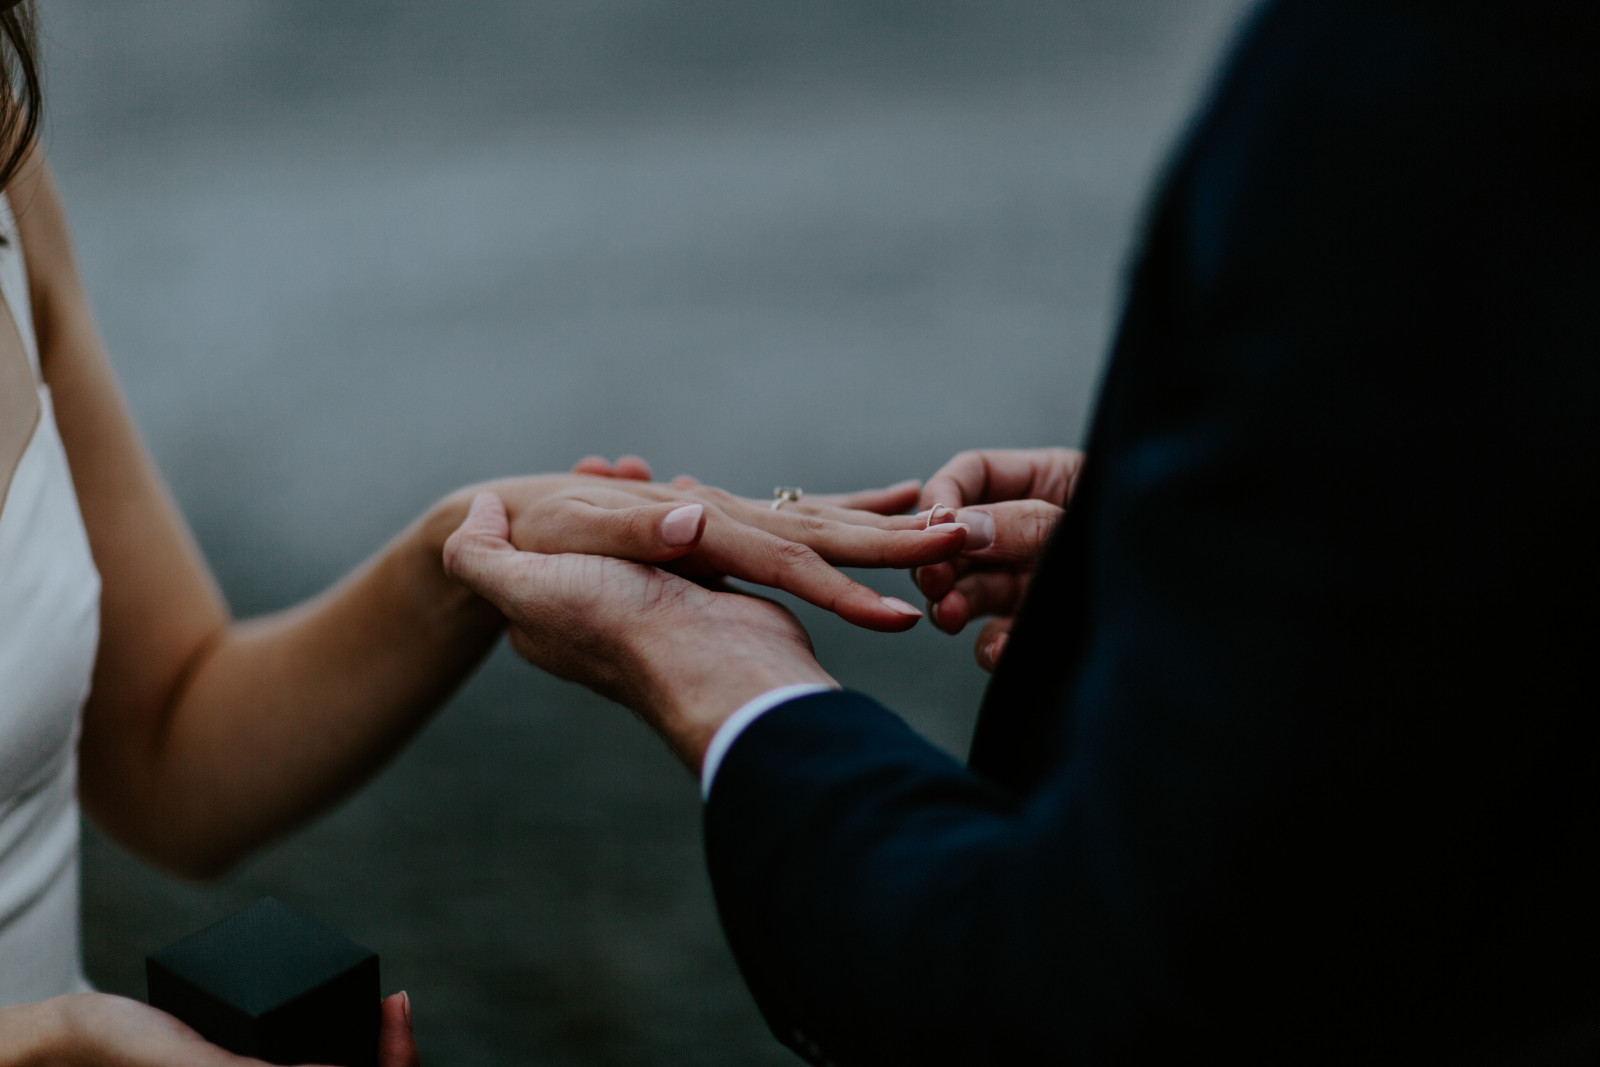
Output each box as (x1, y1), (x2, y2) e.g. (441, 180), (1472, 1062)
(0, 191), (101, 1006)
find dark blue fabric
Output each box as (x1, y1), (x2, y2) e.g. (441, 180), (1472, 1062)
(705, 2), (1600, 1062)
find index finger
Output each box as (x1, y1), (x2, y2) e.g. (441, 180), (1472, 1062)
(760, 507), (967, 567)
(697, 515), (927, 632)
(806, 479), (922, 515)
(919, 448), (1082, 512)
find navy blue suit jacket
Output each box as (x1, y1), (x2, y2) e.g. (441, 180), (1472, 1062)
(705, 3), (1600, 1062)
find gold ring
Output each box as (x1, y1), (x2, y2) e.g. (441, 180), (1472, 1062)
(771, 486), (803, 510)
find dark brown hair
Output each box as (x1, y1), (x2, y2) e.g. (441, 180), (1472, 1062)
(0, 0), (41, 193)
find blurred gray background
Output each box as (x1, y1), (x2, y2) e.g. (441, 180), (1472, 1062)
(39, 1), (1252, 1062)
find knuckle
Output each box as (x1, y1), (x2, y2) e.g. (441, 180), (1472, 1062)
(773, 538), (820, 568)
(794, 512), (832, 538)
(1023, 505), (1062, 547)
(441, 536), (465, 575)
(530, 501), (584, 546)
(442, 531), (487, 578)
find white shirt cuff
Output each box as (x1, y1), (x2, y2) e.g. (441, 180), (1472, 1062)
(699, 683), (839, 801)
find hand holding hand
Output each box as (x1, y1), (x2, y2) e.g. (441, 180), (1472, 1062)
(444, 493), (834, 772)
(466, 466), (949, 632)
(912, 448), (1085, 669)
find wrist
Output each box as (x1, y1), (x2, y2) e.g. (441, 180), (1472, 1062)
(633, 634), (834, 773)
(411, 488), (508, 639)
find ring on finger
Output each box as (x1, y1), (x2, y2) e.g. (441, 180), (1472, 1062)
(772, 486), (803, 511)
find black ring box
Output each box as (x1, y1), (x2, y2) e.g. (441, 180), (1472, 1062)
(146, 897), (379, 1067)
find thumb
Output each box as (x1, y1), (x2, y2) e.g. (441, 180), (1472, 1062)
(513, 497), (706, 562)
(378, 991), (420, 1067)
(442, 492), (519, 595)
(953, 499), (1062, 565)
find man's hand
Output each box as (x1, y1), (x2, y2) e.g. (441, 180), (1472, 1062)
(912, 448), (1085, 670)
(443, 493), (837, 772)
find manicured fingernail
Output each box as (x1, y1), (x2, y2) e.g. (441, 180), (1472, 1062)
(958, 509), (995, 550)
(925, 505), (957, 528)
(881, 596), (923, 617)
(400, 990), (412, 1027)
(988, 633), (1009, 663)
(661, 504), (704, 546)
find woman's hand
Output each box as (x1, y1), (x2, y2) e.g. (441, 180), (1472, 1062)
(0, 991), (418, 1067)
(911, 448), (1086, 668)
(454, 468), (956, 632)
(569, 454), (930, 515)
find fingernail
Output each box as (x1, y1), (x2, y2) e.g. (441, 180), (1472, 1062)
(888, 479), (921, 492)
(957, 509), (995, 550)
(925, 505), (957, 528)
(881, 596), (923, 617)
(989, 633), (1009, 663)
(661, 504), (704, 546)
(400, 990), (412, 1028)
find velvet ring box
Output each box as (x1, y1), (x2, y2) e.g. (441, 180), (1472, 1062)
(146, 897), (380, 1067)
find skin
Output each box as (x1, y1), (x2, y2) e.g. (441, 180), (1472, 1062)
(0, 292), (36, 506)
(0, 149), (963, 1063)
(913, 448), (1085, 669)
(445, 492), (833, 774)
(440, 448), (1086, 776)
(0, 992), (417, 1067)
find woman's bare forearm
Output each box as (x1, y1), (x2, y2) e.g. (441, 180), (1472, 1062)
(15, 150), (960, 883)
(79, 489), (502, 880)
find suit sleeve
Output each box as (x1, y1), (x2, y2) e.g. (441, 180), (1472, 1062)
(704, 691), (1191, 1065)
